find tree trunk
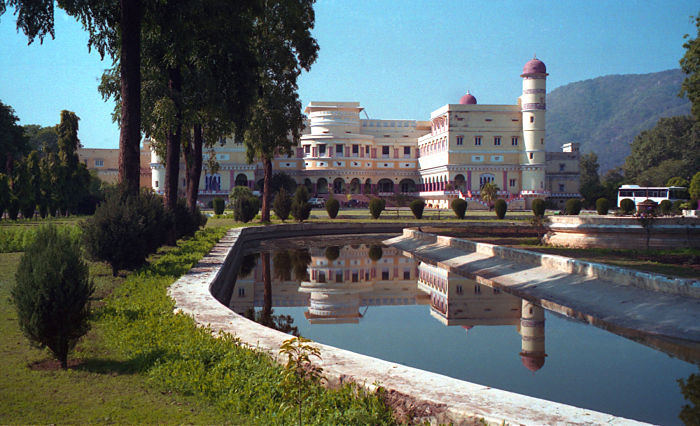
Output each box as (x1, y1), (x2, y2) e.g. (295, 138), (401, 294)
(118, 0), (142, 196)
(261, 251), (272, 326)
(261, 157), (272, 222)
(164, 67), (183, 211)
(184, 124), (203, 212)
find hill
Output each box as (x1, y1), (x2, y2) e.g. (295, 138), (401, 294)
(546, 69), (691, 173)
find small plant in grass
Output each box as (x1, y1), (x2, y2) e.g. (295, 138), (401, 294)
(212, 197), (225, 215)
(12, 225), (94, 369)
(325, 198), (339, 219)
(494, 199), (507, 219)
(368, 197), (385, 219)
(532, 198), (545, 218)
(410, 199), (425, 219)
(451, 198), (467, 219)
(620, 198), (635, 214)
(279, 336), (325, 426)
(273, 188), (292, 221)
(291, 186), (312, 222)
(596, 198), (610, 215)
(565, 198), (582, 215)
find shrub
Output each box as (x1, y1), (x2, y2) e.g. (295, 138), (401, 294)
(233, 195), (260, 223)
(565, 198), (582, 215)
(410, 199), (425, 219)
(213, 197), (225, 215)
(494, 199), (507, 219)
(229, 185), (253, 204)
(368, 197), (385, 219)
(531, 198), (545, 217)
(325, 198), (340, 219)
(273, 188), (292, 221)
(672, 199), (685, 214)
(12, 225), (94, 369)
(451, 198), (467, 219)
(620, 198), (635, 214)
(8, 195), (19, 220)
(596, 198), (610, 215)
(659, 199), (672, 215)
(172, 198), (206, 240)
(291, 186), (311, 222)
(82, 187), (171, 276)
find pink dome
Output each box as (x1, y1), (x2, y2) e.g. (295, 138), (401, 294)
(521, 354), (546, 372)
(459, 92), (477, 105)
(522, 57), (547, 75)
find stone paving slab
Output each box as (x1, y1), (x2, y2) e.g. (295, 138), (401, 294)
(169, 224), (647, 425)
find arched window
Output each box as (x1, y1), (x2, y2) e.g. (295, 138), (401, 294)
(317, 178), (328, 194)
(235, 173), (248, 187)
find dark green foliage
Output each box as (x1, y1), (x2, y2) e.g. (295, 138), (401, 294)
(273, 188), (292, 221)
(680, 14), (700, 120)
(82, 187), (171, 276)
(691, 172), (700, 200)
(494, 199), (507, 219)
(368, 197), (385, 219)
(368, 245), (383, 261)
(270, 172), (297, 196)
(12, 225), (94, 369)
(8, 195), (19, 220)
(0, 100), (29, 175)
(172, 198), (206, 240)
(291, 186), (311, 222)
(565, 198), (583, 215)
(531, 198), (546, 217)
(233, 195), (260, 223)
(547, 69), (692, 172)
(620, 198), (636, 214)
(596, 198), (610, 215)
(579, 153), (605, 208)
(212, 197), (225, 215)
(324, 246), (340, 261)
(667, 176), (689, 187)
(451, 198), (467, 219)
(325, 198), (339, 219)
(679, 372), (700, 426)
(673, 199), (685, 214)
(229, 186), (254, 204)
(410, 199), (425, 219)
(0, 173), (8, 219)
(659, 200), (673, 215)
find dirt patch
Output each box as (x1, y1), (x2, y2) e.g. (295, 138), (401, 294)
(29, 358), (84, 371)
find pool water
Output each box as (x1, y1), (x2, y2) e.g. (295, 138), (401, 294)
(217, 236), (699, 425)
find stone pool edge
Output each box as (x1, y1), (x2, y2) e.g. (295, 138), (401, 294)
(168, 223), (644, 426)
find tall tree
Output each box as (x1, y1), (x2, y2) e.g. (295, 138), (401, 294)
(0, 100), (29, 175)
(243, 0), (318, 222)
(681, 14), (700, 121)
(579, 152), (605, 207)
(23, 124), (58, 153)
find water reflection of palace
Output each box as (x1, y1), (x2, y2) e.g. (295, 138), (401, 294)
(417, 262), (547, 372)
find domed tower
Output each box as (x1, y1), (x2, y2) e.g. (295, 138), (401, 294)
(459, 91), (477, 105)
(520, 57), (548, 204)
(519, 299), (546, 372)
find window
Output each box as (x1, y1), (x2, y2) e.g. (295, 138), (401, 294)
(509, 179), (516, 187)
(304, 145), (310, 155)
(474, 136), (482, 146)
(352, 272), (359, 282)
(511, 137), (518, 146)
(318, 144), (326, 156)
(365, 146), (370, 154)
(529, 152), (534, 159)
(155, 180), (159, 188)
(335, 272), (343, 283)
(403, 270), (410, 280)
(238, 287), (245, 297)
(336, 144), (343, 155)
(94, 159), (104, 167)
(382, 146), (390, 157)
(494, 136), (501, 146)
(381, 270), (390, 280)
(404, 146), (411, 157)
(352, 144), (359, 156)
(456, 136), (463, 145)
(559, 184), (565, 192)
(559, 163), (565, 172)
(530, 116), (534, 123)
(318, 271), (326, 283)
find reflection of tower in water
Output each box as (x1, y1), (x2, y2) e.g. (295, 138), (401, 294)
(518, 300), (547, 372)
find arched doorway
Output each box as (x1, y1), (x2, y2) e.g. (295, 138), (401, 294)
(364, 178), (372, 195)
(317, 178), (328, 194)
(235, 173), (248, 187)
(378, 178), (394, 193)
(350, 178), (361, 194)
(454, 174), (465, 191)
(304, 178), (313, 192)
(399, 179), (416, 193)
(333, 178), (345, 194)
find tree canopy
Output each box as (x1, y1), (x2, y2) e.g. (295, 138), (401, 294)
(680, 14), (700, 120)
(0, 100), (29, 174)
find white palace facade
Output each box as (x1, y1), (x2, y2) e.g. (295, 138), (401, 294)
(148, 57), (580, 209)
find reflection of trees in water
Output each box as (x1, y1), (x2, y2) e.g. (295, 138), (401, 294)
(243, 308), (299, 336)
(270, 248), (312, 282)
(238, 253), (259, 278)
(273, 250), (292, 281)
(679, 370), (700, 425)
(368, 245), (383, 261)
(291, 249), (311, 281)
(324, 246), (340, 261)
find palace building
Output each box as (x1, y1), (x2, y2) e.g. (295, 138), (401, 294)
(80, 56), (579, 209)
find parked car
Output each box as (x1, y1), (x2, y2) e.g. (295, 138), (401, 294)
(308, 197), (325, 208)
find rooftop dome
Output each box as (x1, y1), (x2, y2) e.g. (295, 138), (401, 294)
(522, 56), (547, 75)
(521, 354), (546, 372)
(459, 91), (477, 105)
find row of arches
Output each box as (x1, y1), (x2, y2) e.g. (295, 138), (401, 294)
(420, 173), (497, 192)
(301, 178), (417, 195)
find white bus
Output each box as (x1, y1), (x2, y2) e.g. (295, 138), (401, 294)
(617, 185), (688, 208)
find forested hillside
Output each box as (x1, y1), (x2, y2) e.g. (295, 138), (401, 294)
(546, 69), (691, 172)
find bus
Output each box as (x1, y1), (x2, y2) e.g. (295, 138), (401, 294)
(617, 185), (688, 208)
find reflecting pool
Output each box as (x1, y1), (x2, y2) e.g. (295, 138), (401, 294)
(217, 235), (700, 425)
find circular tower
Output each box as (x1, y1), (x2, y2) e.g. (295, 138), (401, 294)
(520, 57), (548, 203)
(519, 299), (546, 372)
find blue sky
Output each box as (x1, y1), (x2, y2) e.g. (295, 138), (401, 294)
(0, 0), (697, 149)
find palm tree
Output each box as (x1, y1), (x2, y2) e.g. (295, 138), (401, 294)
(480, 182), (499, 210)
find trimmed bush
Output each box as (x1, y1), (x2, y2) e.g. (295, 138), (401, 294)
(410, 199), (425, 219)
(368, 197), (385, 219)
(273, 188), (292, 221)
(325, 198), (340, 219)
(659, 199), (672, 216)
(672, 199), (684, 215)
(229, 186), (254, 204)
(620, 198), (635, 214)
(291, 186), (311, 222)
(531, 198), (545, 217)
(596, 198), (610, 215)
(172, 198), (206, 240)
(451, 198), (467, 219)
(494, 199), (507, 219)
(233, 195), (260, 223)
(12, 225), (94, 369)
(213, 197), (225, 215)
(565, 198), (582, 215)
